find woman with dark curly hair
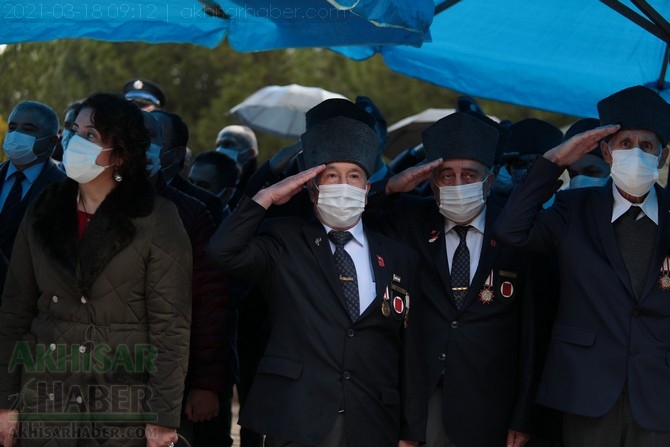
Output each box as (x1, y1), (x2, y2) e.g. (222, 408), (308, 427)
(0, 93), (192, 447)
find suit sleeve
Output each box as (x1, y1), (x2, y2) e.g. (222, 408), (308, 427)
(493, 157), (570, 253)
(206, 196), (282, 281)
(145, 200), (193, 428)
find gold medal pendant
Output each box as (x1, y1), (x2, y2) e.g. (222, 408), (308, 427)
(479, 287), (494, 304)
(478, 270), (495, 304)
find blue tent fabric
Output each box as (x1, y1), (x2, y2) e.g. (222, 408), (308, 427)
(0, 1), (228, 47)
(0, 0), (433, 50)
(219, 0), (433, 51)
(336, 0), (670, 118)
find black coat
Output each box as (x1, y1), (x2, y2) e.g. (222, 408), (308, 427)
(207, 197), (427, 446)
(367, 194), (535, 447)
(495, 157), (670, 431)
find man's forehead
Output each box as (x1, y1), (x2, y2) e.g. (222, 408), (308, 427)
(323, 161), (364, 171)
(611, 129), (660, 143)
(438, 159), (487, 171)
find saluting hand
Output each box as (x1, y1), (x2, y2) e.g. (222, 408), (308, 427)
(386, 158), (443, 195)
(253, 164), (326, 209)
(544, 124), (620, 168)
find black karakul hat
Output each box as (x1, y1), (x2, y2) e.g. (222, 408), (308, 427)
(464, 111), (510, 165)
(422, 112), (499, 168)
(301, 116), (378, 176)
(597, 85), (670, 146)
(123, 78), (166, 107)
(306, 98), (376, 131)
(506, 118), (563, 156)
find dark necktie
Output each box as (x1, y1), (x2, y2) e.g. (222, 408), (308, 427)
(328, 230), (360, 321)
(0, 171), (26, 231)
(451, 225), (471, 309)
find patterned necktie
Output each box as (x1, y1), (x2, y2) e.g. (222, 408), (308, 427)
(451, 225), (471, 309)
(0, 171), (26, 231)
(328, 230), (360, 321)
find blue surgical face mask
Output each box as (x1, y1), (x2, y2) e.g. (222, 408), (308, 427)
(491, 165), (513, 195)
(146, 143), (162, 176)
(3, 131), (41, 165)
(569, 174), (610, 189)
(217, 148), (241, 163)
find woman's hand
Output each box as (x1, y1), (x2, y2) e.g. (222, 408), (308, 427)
(145, 423), (178, 447)
(0, 409), (19, 447)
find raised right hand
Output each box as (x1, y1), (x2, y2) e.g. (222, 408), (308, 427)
(253, 164), (326, 209)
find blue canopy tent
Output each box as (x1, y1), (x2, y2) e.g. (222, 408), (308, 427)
(2, 0), (669, 119)
(336, 0), (670, 118)
(0, 0), (433, 49)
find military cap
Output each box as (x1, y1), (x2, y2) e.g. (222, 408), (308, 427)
(123, 78), (166, 108)
(301, 116), (378, 176)
(306, 98), (376, 131)
(597, 85), (670, 146)
(505, 118), (563, 157)
(422, 112), (500, 168)
(563, 118), (603, 159)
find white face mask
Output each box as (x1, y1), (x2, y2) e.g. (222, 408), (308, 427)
(569, 174), (610, 189)
(146, 142), (162, 176)
(3, 131), (39, 165)
(63, 134), (113, 183)
(609, 147), (659, 197)
(315, 183), (367, 229)
(438, 179), (488, 223)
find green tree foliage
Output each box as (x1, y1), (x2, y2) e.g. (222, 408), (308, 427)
(0, 40), (575, 163)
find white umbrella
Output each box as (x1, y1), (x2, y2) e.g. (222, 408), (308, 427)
(385, 108), (456, 157)
(229, 84), (348, 139)
(385, 108), (500, 157)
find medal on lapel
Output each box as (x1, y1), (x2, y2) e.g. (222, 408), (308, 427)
(390, 282), (408, 321)
(479, 270), (494, 304)
(382, 286), (391, 317)
(659, 257), (670, 290)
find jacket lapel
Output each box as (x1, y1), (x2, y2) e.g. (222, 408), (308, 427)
(593, 183), (635, 296)
(641, 184), (670, 300)
(361, 230), (391, 320)
(460, 206), (499, 309)
(303, 222), (348, 310)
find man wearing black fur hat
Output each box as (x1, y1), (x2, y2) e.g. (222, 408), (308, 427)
(495, 85), (670, 445)
(207, 116), (426, 447)
(372, 112), (535, 447)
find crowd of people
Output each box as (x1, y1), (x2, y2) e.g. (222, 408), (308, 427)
(0, 80), (667, 447)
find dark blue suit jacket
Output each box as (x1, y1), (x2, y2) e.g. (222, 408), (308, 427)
(0, 159), (66, 259)
(366, 194), (535, 447)
(495, 156), (670, 431)
(207, 197), (427, 446)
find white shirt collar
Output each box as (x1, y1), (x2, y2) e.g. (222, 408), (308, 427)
(611, 183), (658, 224)
(444, 206), (487, 234)
(322, 218), (365, 246)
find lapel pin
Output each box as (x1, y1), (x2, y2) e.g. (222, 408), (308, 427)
(315, 237), (322, 246)
(393, 274), (401, 283)
(377, 255), (385, 267)
(428, 229), (440, 243)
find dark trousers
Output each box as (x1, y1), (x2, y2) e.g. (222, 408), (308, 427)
(563, 390), (670, 447)
(424, 387), (458, 447)
(264, 414), (346, 447)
